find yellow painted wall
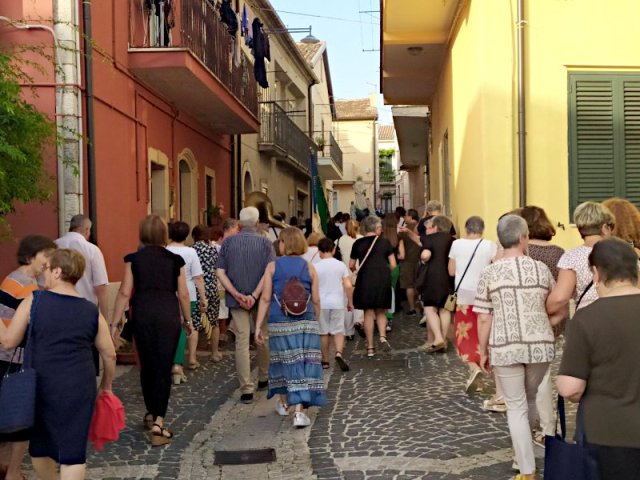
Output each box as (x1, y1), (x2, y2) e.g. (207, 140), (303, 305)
(334, 119), (377, 212)
(429, 0), (640, 248)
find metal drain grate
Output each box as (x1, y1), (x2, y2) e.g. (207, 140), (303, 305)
(214, 448), (276, 465)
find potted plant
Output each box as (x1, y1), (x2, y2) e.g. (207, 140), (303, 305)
(314, 136), (325, 153)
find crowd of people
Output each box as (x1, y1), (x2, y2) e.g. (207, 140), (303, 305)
(1, 195), (640, 479)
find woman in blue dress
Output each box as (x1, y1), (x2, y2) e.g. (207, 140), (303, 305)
(0, 248), (116, 480)
(255, 227), (326, 428)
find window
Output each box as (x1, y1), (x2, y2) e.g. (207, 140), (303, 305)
(569, 72), (640, 213)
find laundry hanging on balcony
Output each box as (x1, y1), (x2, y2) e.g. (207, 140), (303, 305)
(252, 18), (269, 88)
(144, 0), (175, 47)
(241, 4), (253, 47)
(219, 0), (238, 37)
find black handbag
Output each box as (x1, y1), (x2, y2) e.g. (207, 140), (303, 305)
(0, 293), (39, 433)
(544, 396), (600, 480)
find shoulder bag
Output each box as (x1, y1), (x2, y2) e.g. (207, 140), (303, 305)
(444, 239), (483, 312)
(544, 396), (599, 480)
(353, 236), (379, 284)
(0, 292), (39, 433)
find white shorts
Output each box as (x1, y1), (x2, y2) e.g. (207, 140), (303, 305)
(319, 309), (346, 335)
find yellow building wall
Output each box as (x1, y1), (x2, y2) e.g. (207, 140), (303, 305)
(334, 119), (377, 213)
(429, 0), (640, 248)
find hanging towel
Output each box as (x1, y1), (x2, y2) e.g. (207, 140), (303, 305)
(88, 391), (126, 452)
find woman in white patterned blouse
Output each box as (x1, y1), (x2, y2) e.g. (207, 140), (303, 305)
(475, 215), (558, 480)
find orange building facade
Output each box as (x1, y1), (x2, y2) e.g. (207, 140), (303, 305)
(0, 0), (260, 279)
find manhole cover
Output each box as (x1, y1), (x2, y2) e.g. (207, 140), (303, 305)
(214, 448), (276, 465)
(349, 358), (408, 370)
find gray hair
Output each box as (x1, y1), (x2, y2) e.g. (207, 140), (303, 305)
(497, 214), (529, 248)
(238, 207), (259, 227)
(426, 200), (443, 214)
(431, 215), (452, 233)
(361, 215), (381, 233)
(69, 214), (91, 232)
(465, 216), (485, 235)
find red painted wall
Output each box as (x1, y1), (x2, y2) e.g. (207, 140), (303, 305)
(0, 0), (234, 280)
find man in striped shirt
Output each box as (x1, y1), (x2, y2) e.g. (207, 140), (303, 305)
(217, 207), (275, 404)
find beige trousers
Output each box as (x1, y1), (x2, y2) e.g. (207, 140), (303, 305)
(231, 308), (269, 394)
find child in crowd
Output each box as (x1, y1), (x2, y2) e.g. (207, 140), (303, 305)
(315, 238), (354, 372)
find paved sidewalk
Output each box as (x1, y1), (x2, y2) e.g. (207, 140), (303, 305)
(21, 312), (570, 479)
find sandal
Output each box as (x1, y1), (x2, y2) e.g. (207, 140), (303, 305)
(379, 337), (393, 352)
(482, 396), (507, 413)
(532, 429), (545, 448)
(143, 412), (154, 429)
(211, 352), (223, 363)
(149, 423), (173, 446)
(367, 347), (375, 358)
(187, 361), (200, 370)
(335, 352), (350, 372)
(321, 361), (330, 370)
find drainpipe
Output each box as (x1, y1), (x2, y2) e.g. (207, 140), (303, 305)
(235, 135), (242, 216)
(82, 0), (98, 242)
(517, 0), (527, 207)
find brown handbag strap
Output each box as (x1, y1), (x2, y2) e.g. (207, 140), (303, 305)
(356, 235), (379, 274)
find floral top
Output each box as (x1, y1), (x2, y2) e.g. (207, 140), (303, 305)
(192, 241), (220, 327)
(474, 256), (555, 366)
(557, 245), (597, 309)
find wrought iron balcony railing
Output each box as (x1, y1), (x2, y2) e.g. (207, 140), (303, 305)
(129, 0), (258, 118)
(259, 102), (315, 174)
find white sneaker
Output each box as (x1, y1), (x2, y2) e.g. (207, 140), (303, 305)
(275, 400), (289, 416)
(293, 412), (310, 428)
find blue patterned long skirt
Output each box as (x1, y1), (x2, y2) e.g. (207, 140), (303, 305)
(267, 314), (327, 408)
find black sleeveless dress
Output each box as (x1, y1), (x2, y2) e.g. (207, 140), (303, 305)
(351, 235), (394, 309)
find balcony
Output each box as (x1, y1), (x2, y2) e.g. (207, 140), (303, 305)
(379, 169), (396, 184)
(258, 102), (316, 176)
(128, 0), (259, 134)
(317, 132), (343, 180)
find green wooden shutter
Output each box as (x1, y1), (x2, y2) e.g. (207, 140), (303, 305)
(623, 79), (640, 205)
(569, 75), (616, 214)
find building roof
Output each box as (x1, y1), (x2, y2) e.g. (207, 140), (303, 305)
(296, 41), (324, 64)
(378, 124), (395, 141)
(335, 99), (378, 121)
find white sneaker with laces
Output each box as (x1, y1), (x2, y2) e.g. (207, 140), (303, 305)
(293, 412), (311, 428)
(275, 400), (289, 416)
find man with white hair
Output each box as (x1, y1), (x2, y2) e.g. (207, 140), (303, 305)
(217, 207), (276, 404)
(55, 214), (109, 317)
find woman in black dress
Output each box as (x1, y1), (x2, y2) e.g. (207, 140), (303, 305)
(0, 249), (116, 479)
(349, 216), (397, 357)
(111, 215), (193, 446)
(418, 215), (454, 353)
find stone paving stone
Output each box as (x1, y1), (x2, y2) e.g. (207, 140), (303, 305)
(18, 310), (575, 480)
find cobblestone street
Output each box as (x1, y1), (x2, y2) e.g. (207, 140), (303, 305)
(31, 313), (556, 480)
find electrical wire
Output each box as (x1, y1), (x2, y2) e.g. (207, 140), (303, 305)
(250, 5), (364, 24)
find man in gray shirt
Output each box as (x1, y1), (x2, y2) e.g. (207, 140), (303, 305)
(217, 207), (275, 404)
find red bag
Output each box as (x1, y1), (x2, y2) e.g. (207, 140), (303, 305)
(89, 391), (125, 451)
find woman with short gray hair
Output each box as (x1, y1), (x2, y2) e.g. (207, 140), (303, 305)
(349, 215), (397, 357)
(447, 216), (496, 394)
(474, 215), (557, 480)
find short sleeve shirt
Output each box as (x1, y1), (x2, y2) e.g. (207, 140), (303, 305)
(216, 228), (276, 309)
(557, 245), (597, 309)
(449, 238), (496, 305)
(55, 232), (109, 304)
(167, 245), (203, 301)
(474, 256), (555, 366)
(559, 295), (640, 448)
(315, 258), (350, 309)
